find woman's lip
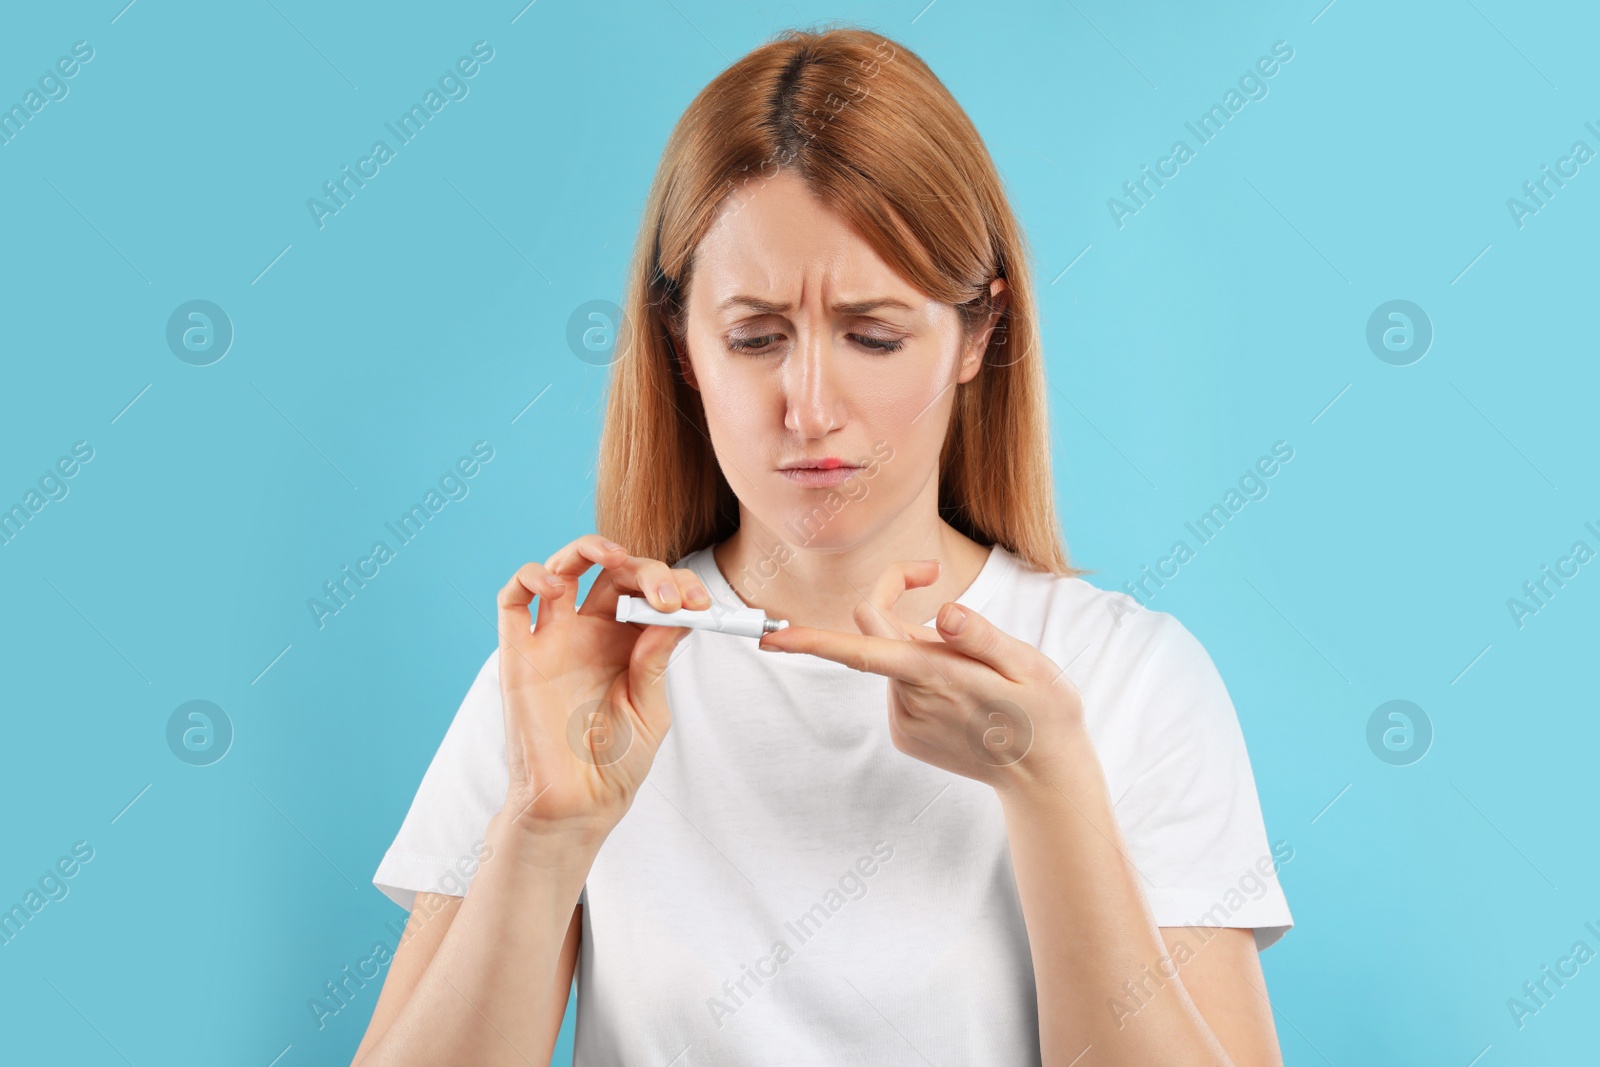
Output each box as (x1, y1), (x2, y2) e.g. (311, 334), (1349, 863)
(781, 457), (850, 469)
(779, 465), (861, 488)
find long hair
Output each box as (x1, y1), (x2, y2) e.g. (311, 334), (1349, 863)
(595, 23), (1081, 578)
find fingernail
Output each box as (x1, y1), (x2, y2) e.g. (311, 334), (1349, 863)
(940, 606), (966, 634)
(602, 539), (624, 552)
(657, 582), (678, 604)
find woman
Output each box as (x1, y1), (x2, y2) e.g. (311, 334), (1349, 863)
(355, 24), (1292, 1067)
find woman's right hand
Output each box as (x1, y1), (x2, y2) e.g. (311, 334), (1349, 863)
(494, 533), (710, 847)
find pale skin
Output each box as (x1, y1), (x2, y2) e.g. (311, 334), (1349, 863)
(352, 170), (1284, 1065)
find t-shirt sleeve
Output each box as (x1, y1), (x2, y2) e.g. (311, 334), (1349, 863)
(1110, 612), (1294, 951)
(372, 648), (508, 912)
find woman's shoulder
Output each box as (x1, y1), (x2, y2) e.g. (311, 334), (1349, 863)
(994, 549), (1211, 687)
(993, 547), (1172, 636)
(1000, 558), (1245, 793)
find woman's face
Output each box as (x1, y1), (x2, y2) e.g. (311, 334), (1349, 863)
(680, 169), (1000, 550)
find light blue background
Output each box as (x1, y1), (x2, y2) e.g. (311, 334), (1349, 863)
(2, 1), (1596, 1064)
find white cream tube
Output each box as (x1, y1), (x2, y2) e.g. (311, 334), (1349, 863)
(614, 595), (788, 638)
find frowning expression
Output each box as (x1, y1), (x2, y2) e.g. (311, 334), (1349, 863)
(680, 169), (995, 546)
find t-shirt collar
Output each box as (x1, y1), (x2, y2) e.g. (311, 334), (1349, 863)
(685, 541), (1011, 628)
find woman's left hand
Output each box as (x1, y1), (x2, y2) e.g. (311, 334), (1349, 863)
(756, 558), (1086, 792)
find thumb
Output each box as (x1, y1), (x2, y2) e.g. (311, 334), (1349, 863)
(935, 604), (1028, 680)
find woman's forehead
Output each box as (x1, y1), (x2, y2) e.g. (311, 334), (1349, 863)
(695, 230), (921, 314)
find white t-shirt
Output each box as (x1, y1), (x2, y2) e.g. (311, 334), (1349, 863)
(374, 542), (1293, 1065)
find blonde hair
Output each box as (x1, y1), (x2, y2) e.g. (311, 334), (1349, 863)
(596, 23), (1082, 578)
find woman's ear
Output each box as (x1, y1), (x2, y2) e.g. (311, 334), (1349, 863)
(959, 278), (1010, 381)
(671, 333), (699, 391)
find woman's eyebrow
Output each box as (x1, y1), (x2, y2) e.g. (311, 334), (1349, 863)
(716, 295), (915, 315)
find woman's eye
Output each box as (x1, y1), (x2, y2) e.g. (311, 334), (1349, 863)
(724, 333), (905, 354)
(726, 334), (780, 353)
(853, 334), (905, 353)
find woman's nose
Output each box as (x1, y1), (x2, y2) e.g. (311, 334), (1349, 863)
(783, 329), (844, 438)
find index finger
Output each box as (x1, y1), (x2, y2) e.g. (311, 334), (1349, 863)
(760, 623), (957, 688)
(545, 536), (710, 618)
(543, 533), (629, 578)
